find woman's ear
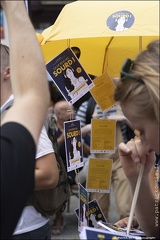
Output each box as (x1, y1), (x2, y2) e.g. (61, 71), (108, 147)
(4, 67), (10, 80)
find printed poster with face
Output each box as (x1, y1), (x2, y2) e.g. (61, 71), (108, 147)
(46, 48), (94, 105)
(79, 183), (89, 232)
(75, 199), (107, 228)
(64, 119), (84, 172)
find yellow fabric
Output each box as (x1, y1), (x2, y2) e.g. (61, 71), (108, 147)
(40, 1), (159, 77)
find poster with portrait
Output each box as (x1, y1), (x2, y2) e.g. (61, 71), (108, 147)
(75, 199), (107, 228)
(64, 119), (84, 172)
(79, 183), (89, 232)
(46, 48), (95, 105)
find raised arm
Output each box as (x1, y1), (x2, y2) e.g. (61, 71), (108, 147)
(1, 1), (49, 144)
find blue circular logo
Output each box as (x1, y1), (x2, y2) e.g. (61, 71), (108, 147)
(106, 10), (135, 31)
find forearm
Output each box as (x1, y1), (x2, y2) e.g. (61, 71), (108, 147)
(34, 168), (58, 190)
(57, 134), (64, 145)
(2, 2), (48, 97)
(81, 124), (91, 137)
(1, 1), (49, 143)
(34, 153), (59, 190)
(129, 176), (159, 237)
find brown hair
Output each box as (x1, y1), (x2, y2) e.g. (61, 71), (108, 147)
(0, 44), (10, 72)
(114, 40), (159, 123)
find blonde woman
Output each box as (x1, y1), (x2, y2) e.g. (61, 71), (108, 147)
(114, 40), (159, 237)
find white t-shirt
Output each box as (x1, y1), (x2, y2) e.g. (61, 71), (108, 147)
(13, 126), (54, 235)
(0, 94), (14, 113)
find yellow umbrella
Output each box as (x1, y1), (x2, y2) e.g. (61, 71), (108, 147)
(40, 0), (159, 78)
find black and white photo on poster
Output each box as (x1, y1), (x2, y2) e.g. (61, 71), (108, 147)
(75, 199), (106, 228)
(46, 48), (94, 105)
(79, 184), (89, 232)
(64, 120), (84, 172)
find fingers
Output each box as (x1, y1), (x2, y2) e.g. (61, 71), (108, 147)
(115, 216), (139, 229)
(118, 142), (131, 156)
(107, 115), (126, 122)
(127, 139), (146, 164)
(115, 218), (128, 228)
(119, 138), (152, 164)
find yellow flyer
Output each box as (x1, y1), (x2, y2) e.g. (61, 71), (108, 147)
(90, 119), (116, 153)
(86, 158), (112, 193)
(90, 73), (116, 112)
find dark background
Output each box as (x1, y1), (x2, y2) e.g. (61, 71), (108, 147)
(28, 1), (77, 30)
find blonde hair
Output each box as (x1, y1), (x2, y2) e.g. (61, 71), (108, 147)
(114, 40), (159, 123)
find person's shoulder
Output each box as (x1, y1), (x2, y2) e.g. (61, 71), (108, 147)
(1, 122), (34, 142)
(1, 122), (36, 157)
(36, 125), (53, 152)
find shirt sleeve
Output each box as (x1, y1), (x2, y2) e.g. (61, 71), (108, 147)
(36, 125), (54, 159)
(1, 122), (36, 239)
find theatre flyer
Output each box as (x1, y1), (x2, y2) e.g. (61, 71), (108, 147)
(90, 118), (116, 153)
(86, 158), (112, 193)
(90, 73), (116, 112)
(64, 120), (84, 172)
(79, 184), (89, 232)
(46, 48), (94, 105)
(75, 199), (106, 228)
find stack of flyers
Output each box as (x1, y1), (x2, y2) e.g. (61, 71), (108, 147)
(79, 226), (143, 240)
(97, 221), (145, 237)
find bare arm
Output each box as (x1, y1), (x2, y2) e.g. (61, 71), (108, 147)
(1, 1), (49, 144)
(35, 153), (59, 190)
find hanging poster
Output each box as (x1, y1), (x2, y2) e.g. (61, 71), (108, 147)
(79, 183), (89, 232)
(75, 199), (107, 228)
(86, 158), (112, 193)
(90, 119), (116, 153)
(64, 119), (84, 172)
(46, 48), (94, 105)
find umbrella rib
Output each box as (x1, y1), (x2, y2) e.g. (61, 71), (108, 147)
(102, 37), (114, 74)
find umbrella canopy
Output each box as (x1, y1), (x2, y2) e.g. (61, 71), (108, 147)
(40, 0), (159, 77)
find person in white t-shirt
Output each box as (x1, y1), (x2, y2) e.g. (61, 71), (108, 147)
(1, 43), (59, 240)
(12, 126), (58, 239)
